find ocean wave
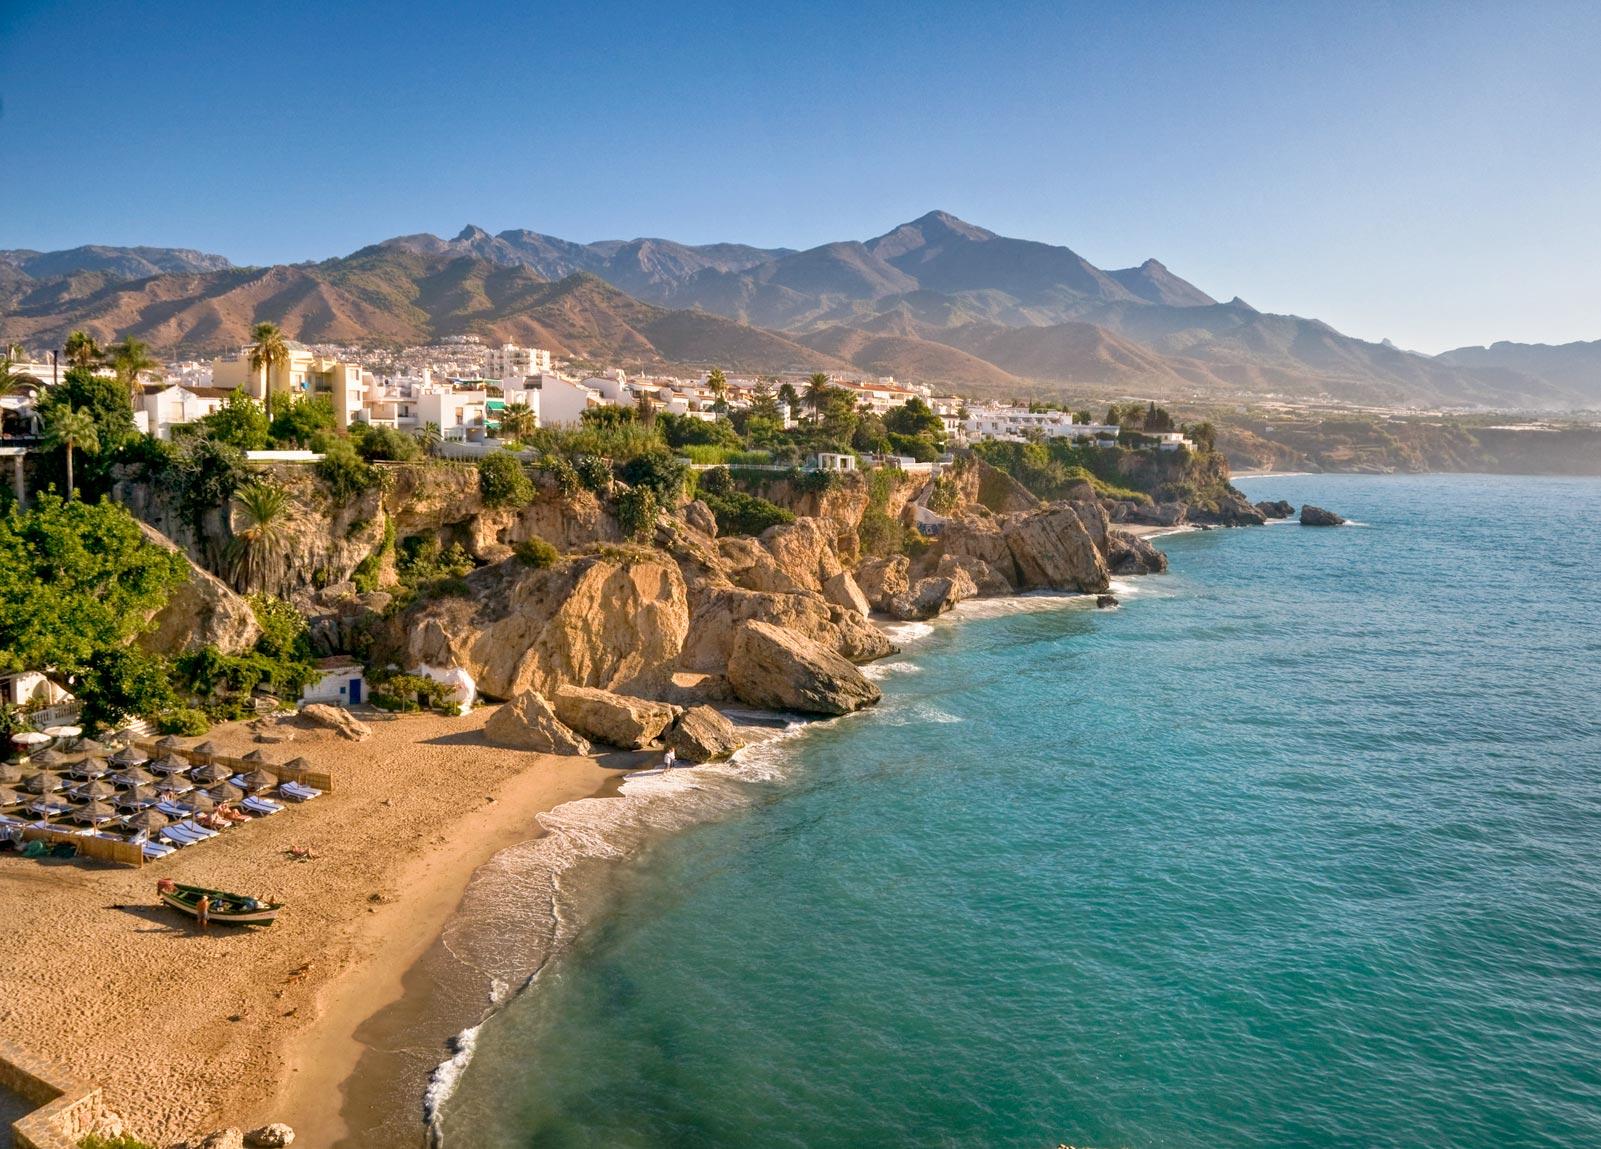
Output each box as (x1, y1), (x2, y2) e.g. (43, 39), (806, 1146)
(861, 660), (923, 680)
(423, 1022), (482, 1143)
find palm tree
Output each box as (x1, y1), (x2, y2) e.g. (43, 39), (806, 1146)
(0, 356), (41, 398)
(109, 337), (160, 397)
(227, 481), (290, 592)
(414, 421), (443, 457)
(806, 373), (833, 424)
(497, 403), (536, 442)
(706, 368), (728, 399)
(248, 322), (291, 418)
(43, 405), (99, 496)
(63, 331), (103, 370)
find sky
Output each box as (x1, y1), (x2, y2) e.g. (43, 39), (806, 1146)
(3, 0), (1598, 353)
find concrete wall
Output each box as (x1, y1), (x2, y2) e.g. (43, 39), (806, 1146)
(0, 1037), (117, 1149)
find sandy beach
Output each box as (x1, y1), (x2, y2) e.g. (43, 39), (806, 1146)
(0, 706), (632, 1146)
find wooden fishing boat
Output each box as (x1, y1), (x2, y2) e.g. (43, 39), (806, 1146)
(158, 882), (283, 926)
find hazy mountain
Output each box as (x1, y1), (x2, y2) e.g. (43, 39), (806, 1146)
(1437, 340), (1601, 406)
(3, 215), (1594, 409)
(0, 245), (233, 280)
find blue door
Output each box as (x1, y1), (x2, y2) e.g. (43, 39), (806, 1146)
(349, 678), (362, 704)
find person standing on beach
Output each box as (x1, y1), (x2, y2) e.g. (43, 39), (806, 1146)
(195, 893), (210, 932)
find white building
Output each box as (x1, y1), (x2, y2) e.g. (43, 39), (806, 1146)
(963, 404), (1120, 445)
(482, 344), (552, 380)
(415, 384), (490, 441)
(527, 374), (605, 427)
(137, 384), (235, 440)
(301, 658), (367, 707)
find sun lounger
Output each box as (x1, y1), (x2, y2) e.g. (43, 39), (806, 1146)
(141, 840), (175, 860)
(175, 819), (219, 839)
(278, 782), (322, 801)
(241, 796), (284, 816)
(159, 825), (203, 846)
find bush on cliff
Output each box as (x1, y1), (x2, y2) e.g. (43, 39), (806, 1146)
(317, 439), (381, 502)
(617, 485), (659, 540)
(515, 536), (560, 568)
(537, 453), (581, 496)
(699, 489), (794, 537)
(618, 449), (688, 502)
(573, 453), (612, 494)
(479, 451), (533, 508)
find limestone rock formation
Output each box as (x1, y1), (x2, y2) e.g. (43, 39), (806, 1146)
(552, 685), (680, 749)
(1105, 529), (1169, 575)
(295, 704), (372, 742)
(1255, 499), (1295, 519)
(855, 555), (911, 612)
(889, 569), (978, 621)
(1300, 504), (1346, 526)
(1002, 504), (1111, 592)
(483, 690), (591, 755)
(665, 705), (745, 762)
(931, 553), (1013, 596)
(682, 499), (718, 537)
(678, 585), (894, 672)
(395, 553), (690, 701)
(726, 620), (882, 715)
(822, 569), (872, 617)
(135, 523), (261, 657)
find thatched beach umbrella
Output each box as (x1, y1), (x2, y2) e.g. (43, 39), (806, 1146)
(235, 768), (277, 793)
(29, 748), (69, 769)
(112, 765), (156, 789)
(149, 754), (187, 775)
(191, 740), (219, 762)
(25, 792), (71, 817)
(184, 790), (217, 814)
(66, 756), (109, 780)
(153, 735), (181, 753)
(69, 799), (116, 825)
(71, 779), (117, 802)
(0, 784), (24, 807)
(109, 746), (148, 767)
(125, 808), (169, 834)
(189, 760), (231, 785)
(22, 771), (63, 794)
(73, 737), (108, 755)
(154, 776), (193, 798)
(115, 785), (159, 811)
(0, 761), (22, 784)
(240, 749), (268, 764)
(205, 781), (247, 804)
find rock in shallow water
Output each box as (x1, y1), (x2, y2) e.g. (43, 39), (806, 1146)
(1255, 499), (1295, 519)
(666, 705), (745, 762)
(1300, 504), (1346, 526)
(245, 1124), (296, 1148)
(726, 620), (882, 715)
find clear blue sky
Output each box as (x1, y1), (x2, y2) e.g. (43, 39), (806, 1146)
(4, 0), (1598, 352)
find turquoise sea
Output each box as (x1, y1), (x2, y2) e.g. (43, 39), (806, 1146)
(432, 474), (1601, 1149)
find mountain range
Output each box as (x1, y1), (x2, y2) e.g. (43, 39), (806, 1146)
(3, 213), (1596, 409)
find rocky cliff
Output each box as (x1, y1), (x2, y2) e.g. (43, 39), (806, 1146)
(121, 454), (1167, 718)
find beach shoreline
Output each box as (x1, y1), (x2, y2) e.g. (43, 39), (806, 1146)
(0, 707), (631, 1147)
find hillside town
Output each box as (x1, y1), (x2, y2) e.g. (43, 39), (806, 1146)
(0, 334), (1185, 479)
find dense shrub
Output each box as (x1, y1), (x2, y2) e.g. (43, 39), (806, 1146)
(616, 485), (659, 539)
(369, 671), (456, 714)
(618, 450), (687, 502)
(317, 439), (381, 502)
(352, 423), (423, 462)
(537, 454), (580, 496)
(573, 453), (612, 493)
(700, 490), (795, 537)
(478, 451), (533, 508)
(698, 466), (734, 497)
(269, 395), (337, 448)
(514, 536), (560, 568)
(153, 706), (211, 736)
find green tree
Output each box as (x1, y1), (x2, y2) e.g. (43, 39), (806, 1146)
(883, 396), (945, 443)
(777, 381), (800, 415)
(706, 368), (728, 402)
(0, 355), (41, 398)
(634, 389), (657, 425)
(109, 337), (160, 395)
(805, 373), (833, 423)
(616, 485), (659, 539)
(226, 481), (289, 591)
(618, 449), (687, 502)
(1074, 409), (1094, 425)
(63, 330), (103, 370)
(248, 321), (291, 417)
(0, 494), (188, 727)
(198, 388), (270, 451)
(43, 405), (99, 495)
(269, 394), (337, 448)
(414, 421), (443, 457)
(497, 402), (537, 441)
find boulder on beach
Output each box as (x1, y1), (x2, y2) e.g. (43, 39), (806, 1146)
(726, 620), (882, 715)
(484, 689), (591, 755)
(246, 1125), (296, 1148)
(889, 569), (978, 621)
(665, 706), (745, 763)
(821, 569), (872, 617)
(1255, 499), (1295, 519)
(552, 686), (679, 749)
(294, 704), (372, 742)
(1300, 505), (1346, 527)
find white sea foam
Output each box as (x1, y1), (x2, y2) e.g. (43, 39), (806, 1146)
(880, 620), (937, 645)
(861, 660), (923, 680)
(424, 716), (815, 1141)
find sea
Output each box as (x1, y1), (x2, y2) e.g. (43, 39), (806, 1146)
(411, 473), (1601, 1149)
